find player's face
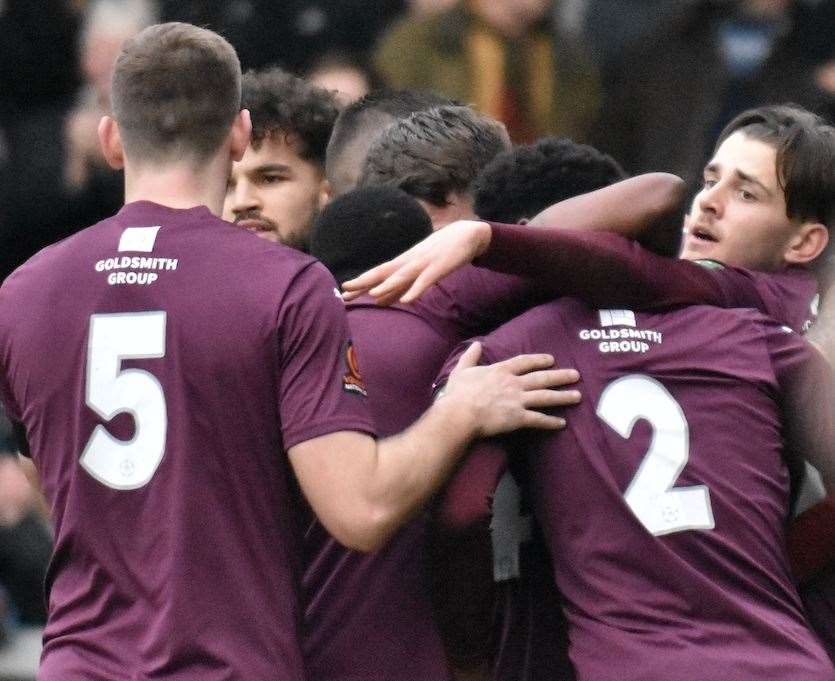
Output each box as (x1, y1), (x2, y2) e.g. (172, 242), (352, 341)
(224, 135), (328, 252)
(680, 132), (800, 271)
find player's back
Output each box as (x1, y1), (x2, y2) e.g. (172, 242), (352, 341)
(0, 202), (355, 680)
(476, 298), (835, 681)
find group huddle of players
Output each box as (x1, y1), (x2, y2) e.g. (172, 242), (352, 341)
(1, 20), (835, 681)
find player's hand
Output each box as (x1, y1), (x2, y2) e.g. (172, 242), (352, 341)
(442, 342), (581, 437)
(341, 220), (492, 305)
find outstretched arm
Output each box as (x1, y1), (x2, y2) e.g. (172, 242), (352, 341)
(343, 173), (686, 304)
(289, 344), (580, 552)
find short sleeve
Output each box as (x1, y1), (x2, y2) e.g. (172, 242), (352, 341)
(276, 262), (376, 449)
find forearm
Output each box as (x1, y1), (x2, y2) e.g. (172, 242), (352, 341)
(476, 225), (723, 310)
(369, 397), (479, 543)
(529, 172), (686, 242)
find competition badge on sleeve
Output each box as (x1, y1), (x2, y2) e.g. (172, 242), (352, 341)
(342, 341), (368, 396)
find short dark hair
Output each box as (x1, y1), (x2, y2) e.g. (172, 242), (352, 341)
(716, 104), (835, 230)
(473, 137), (627, 223)
(358, 105), (511, 206)
(111, 22), (241, 165)
(311, 186), (432, 284)
(242, 67), (339, 167)
(325, 89), (452, 196)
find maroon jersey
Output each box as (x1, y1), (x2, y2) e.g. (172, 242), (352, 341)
(0, 202), (375, 681)
(440, 300), (835, 681)
(301, 264), (553, 680)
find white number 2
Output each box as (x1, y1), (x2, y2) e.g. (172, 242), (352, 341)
(597, 375), (714, 536)
(80, 312), (167, 490)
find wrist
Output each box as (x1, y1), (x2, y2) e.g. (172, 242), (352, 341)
(432, 389), (481, 444)
(472, 221), (492, 258)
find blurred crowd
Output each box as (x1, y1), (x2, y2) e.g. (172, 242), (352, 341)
(0, 0), (834, 668)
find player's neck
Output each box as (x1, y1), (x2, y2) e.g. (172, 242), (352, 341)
(123, 158), (229, 216)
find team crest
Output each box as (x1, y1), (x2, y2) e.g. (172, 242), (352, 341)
(342, 341), (368, 396)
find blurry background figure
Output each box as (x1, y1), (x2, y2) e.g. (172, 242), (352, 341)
(593, 0), (835, 191)
(0, 408), (51, 635)
(159, 0), (405, 73)
(374, 0), (600, 143)
(64, 0), (156, 227)
(307, 53), (382, 107)
(358, 104), (511, 228)
(0, 0), (82, 281)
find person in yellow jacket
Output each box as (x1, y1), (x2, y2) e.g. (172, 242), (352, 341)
(374, 0), (600, 144)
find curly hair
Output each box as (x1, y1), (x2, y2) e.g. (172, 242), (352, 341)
(242, 67), (340, 167)
(473, 137), (627, 223)
(358, 105), (511, 207)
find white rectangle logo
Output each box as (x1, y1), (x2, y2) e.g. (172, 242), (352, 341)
(599, 309), (636, 328)
(118, 226), (161, 253)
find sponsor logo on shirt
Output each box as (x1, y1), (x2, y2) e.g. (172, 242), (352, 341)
(342, 341), (368, 396)
(94, 227), (178, 286)
(578, 309), (663, 354)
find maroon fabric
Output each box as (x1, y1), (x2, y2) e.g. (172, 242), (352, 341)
(0, 202), (374, 680)
(439, 299), (835, 681)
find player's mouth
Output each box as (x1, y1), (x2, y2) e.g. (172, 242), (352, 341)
(235, 216), (277, 235)
(688, 225), (719, 243)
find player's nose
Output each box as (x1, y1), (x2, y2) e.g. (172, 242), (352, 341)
(230, 181), (261, 216)
(697, 182), (723, 218)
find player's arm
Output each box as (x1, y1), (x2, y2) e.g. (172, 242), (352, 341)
(770, 326), (835, 491)
(342, 173), (686, 305)
(788, 495), (835, 584)
(288, 343), (580, 552)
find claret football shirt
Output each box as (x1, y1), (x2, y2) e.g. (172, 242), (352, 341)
(439, 299), (835, 681)
(0, 202), (374, 680)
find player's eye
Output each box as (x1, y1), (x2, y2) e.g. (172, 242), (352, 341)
(738, 189), (757, 201)
(702, 178), (717, 189)
(259, 174), (286, 185)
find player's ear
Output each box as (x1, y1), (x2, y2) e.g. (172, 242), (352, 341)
(784, 222), (829, 266)
(318, 177), (332, 209)
(229, 109), (252, 163)
(98, 116), (125, 170)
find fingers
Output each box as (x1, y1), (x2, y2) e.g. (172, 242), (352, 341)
(495, 353), (555, 375)
(452, 341), (482, 373)
(522, 388), (581, 409)
(368, 259), (426, 305)
(342, 258), (403, 295)
(518, 411), (568, 430)
(400, 261), (450, 304)
(519, 368), (580, 390)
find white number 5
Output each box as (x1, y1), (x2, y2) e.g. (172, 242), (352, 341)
(597, 374), (714, 536)
(80, 312), (167, 490)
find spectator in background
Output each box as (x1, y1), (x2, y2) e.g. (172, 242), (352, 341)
(594, 0), (834, 190)
(0, 0), (81, 281)
(64, 0), (157, 231)
(473, 136), (626, 224)
(0, 411), (50, 629)
(374, 0), (599, 143)
(307, 53), (382, 107)
(325, 89), (451, 197)
(223, 68), (339, 252)
(358, 104), (511, 228)
(159, 0), (406, 74)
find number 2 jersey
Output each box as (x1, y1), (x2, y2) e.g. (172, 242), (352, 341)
(0, 202), (375, 680)
(443, 298), (835, 681)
